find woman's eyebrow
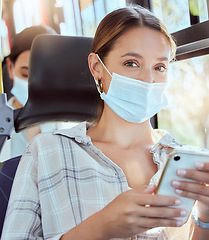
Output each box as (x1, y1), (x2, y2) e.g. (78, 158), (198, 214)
(121, 53), (169, 62)
(157, 57), (169, 61)
(20, 66), (29, 70)
(121, 52), (143, 59)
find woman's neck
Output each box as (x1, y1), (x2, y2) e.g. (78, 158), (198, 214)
(13, 98), (23, 109)
(88, 105), (154, 148)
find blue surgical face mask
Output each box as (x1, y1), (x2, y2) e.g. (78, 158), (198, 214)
(95, 54), (168, 123)
(11, 76), (28, 105)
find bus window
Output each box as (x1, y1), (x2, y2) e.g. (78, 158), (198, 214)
(13, 0), (42, 34)
(0, 19), (10, 58)
(153, 0), (191, 32)
(153, 0), (208, 33)
(151, 0), (209, 148)
(158, 54), (209, 148)
(63, 0), (126, 37)
(61, 1), (78, 36)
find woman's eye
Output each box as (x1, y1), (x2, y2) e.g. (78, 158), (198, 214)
(21, 74), (28, 78)
(124, 61), (139, 68)
(155, 65), (167, 72)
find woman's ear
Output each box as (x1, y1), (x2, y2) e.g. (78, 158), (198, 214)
(6, 57), (14, 81)
(88, 53), (102, 80)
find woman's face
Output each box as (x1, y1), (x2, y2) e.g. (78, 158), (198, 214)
(13, 50), (30, 81)
(7, 50), (30, 82)
(100, 27), (171, 93)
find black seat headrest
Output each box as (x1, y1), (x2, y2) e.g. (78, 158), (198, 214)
(14, 34), (101, 132)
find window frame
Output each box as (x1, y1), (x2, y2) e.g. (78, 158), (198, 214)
(172, 20), (209, 61)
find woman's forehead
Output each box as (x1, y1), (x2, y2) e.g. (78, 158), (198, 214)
(14, 50), (31, 67)
(109, 27), (171, 59)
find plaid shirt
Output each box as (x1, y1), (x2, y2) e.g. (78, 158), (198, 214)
(2, 122), (196, 239)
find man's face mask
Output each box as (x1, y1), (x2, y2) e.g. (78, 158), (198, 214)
(11, 76), (28, 106)
(95, 54), (168, 123)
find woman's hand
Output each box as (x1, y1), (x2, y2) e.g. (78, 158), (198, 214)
(171, 162), (209, 220)
(97, 185), (186, 239)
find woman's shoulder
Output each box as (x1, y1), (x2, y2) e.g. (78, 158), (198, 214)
(152, 128), (209, 153)
(25, 121), (92, 154)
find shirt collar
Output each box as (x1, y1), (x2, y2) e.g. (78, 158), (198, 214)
(54, 121), (179, 150)
(151, 129), (207, 156)
(54, 121), (93, 145)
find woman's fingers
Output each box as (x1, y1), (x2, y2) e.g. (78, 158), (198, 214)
(99, 189), (187, 239)
(172, 179), (209, 196)
(171, 179), (209, 204)
(170, 162), (209, 205)
(139, 205), (187, 219)
(176, 167), (209, 183)
(135, 192), (182, 207)
(138, 216), (184, 228)
(143, 184), (157, 194)
(174, 188), (209, 205)
(195, 162), (209, 171)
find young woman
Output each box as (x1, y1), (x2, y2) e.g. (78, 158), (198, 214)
(2, 6), (209, 240)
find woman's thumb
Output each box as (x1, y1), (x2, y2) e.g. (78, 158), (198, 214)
(143, 184), (157, 194)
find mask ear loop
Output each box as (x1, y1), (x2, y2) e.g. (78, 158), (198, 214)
(96, 54), (112, 77)
(94, 54), (112, 94)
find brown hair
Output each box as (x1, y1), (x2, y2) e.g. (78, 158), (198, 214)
(92, 5), (176, 122)
(9, 25), (57, 63)
(93, 5), (176, 62)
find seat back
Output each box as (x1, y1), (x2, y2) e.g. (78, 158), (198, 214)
(0, 155), (21, 237)
(14, 34), (101, 132)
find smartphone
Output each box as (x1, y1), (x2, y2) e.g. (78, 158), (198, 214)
(156, 148), (209, 223)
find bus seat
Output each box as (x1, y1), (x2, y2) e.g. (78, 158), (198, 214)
(0, 34), (101, 238)
(14, 34), (101, 133)
(2, 59), (13, 100)
(0, 155), (21, 237)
